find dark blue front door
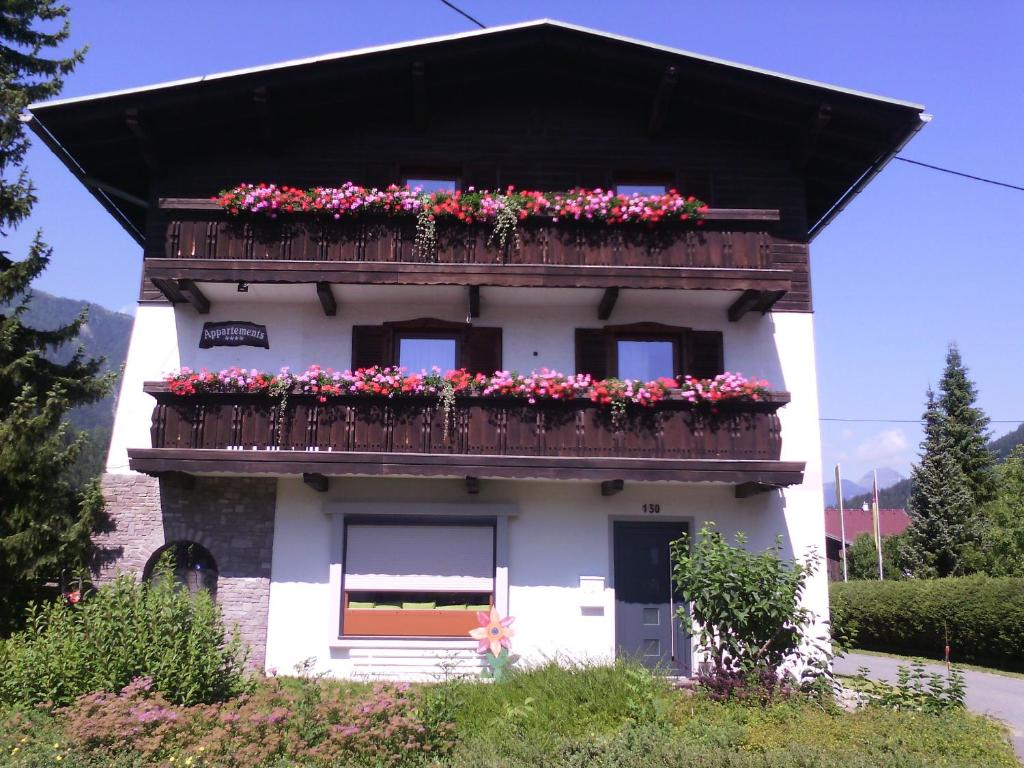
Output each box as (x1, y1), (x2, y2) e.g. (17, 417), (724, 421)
(613, 521), (689, 673)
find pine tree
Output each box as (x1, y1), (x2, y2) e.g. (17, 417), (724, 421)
(938, 343), (996, 506)
(0, 2), (112, 633)
(903, 390), (980, 577)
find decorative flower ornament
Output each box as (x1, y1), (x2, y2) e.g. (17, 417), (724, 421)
(469, 608), (515, 656)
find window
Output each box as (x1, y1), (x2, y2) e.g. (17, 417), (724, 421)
(615, 183), (668, 196)
(575, 324), (724, 381)
(342, 522), (495, 637)
(397, 335), (458, 373)
(617, 339), (676, 380)
(405, 178), (459, 194)
(143, 541), (218, 597)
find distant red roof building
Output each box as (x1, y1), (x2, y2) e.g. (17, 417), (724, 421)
(823, 508), (911, 581)
(825, 507), (910, 544)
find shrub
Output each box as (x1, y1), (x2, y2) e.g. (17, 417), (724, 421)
(0, 567), (250, 707)
(670, 524), (826, 690)
(48, 676), (447, 767)
(830, 576), (1024, 671)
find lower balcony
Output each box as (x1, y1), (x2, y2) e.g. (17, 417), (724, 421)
(128, 385), (805, 494)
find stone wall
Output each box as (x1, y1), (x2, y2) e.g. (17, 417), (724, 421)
(96, 473), (277, 668)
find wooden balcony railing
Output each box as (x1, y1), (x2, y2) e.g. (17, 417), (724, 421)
(154, 200), (781, 270)
(129, 384), (805, 490)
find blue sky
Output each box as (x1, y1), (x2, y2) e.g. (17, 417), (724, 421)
(8, 1), (1024, 482)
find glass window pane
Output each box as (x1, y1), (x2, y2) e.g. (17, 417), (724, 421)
(617, 340), (675, 380)
(406, 178), (458, 194)
(399, 337), (457, 372)
(616, 184), (667, 196)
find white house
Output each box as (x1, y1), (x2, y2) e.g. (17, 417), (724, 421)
(26, 20), (925, 679)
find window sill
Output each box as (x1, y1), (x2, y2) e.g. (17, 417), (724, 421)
(330, 637), (479, 650)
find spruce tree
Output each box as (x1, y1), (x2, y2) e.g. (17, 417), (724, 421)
(0, 2), (112, 633)
(903, 390), (979, 577)
(938, 343), (996, 506)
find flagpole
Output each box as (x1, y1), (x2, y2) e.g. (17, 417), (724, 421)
(872, 469), (884, 580)
(834, 464), (848, 582)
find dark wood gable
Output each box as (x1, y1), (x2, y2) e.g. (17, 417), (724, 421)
(575, 322), (724, 380)
(351, 318), (501, 373)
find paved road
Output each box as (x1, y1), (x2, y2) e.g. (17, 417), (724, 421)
(835, 652), (1023, 761)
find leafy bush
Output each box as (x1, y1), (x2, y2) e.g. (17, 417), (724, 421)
(670, 524), (826, 687)
(0, 567), (250, 707)
(830, 576), (1024, 671)
(844, 662), (966, 713)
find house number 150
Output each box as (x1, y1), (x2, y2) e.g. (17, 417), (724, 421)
(642, 503), (661, 514)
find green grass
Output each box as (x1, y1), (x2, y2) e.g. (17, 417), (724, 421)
(1, 660), (1017, 768)
(847, 647), (1024, 680)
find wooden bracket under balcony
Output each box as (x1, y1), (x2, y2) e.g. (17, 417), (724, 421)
(728, 289), (787, 322)
(151, 276), (210, 314)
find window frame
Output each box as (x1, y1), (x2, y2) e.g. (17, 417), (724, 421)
(325, 505), (514, 646)
(604, 323), (688, 381)
(395, 332), (461, 373)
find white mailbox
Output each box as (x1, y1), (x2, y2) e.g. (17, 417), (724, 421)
(578, 575), (605, 608)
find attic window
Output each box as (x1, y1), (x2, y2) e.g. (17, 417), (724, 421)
(405, 177), (459, 194)
(615, 183), (668, 196)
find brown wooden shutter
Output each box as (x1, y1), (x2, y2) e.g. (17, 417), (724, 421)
(685, 330), (724, 379)
(351, 325), (394, 369)
(575, 329), (609, 379)
(462, 326), (502, 374)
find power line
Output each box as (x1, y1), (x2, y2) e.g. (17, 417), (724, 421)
(894, 156), (1024, 192)
(821, 417), (1024, 424)
(438, 0), (486, 29)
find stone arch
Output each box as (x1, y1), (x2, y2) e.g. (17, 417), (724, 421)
(143, 540), (219, 598)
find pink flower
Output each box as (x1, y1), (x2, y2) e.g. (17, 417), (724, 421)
(469, 607), (515, 656)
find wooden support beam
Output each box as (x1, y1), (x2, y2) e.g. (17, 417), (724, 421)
(303, 472), (329, 492)
(177, 279), (210, 314)
(316, 281), (337, 316)
(792, 104), (833, 171)
(728, 289), (788, 322)
(151, 276), (186, 304)
(124, 108), (162, 175)
(735, 481), (780, 498)
(648, 65), (678, 135)
(601, 479), (624, 496)
(252, 87), (276, 151)
(467, 285), (480, 318)
(412, 62), (428, 131)
(597, 287), (620, 320)
(728, 289), (762, 322)
(466, 476), (480, 495)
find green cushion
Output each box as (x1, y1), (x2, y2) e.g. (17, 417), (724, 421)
(372, 603), (401, 610)
(402, 601), (437, 610)
(348, 601), (375, 610)
(466, 604), (492, 612)
(436, 604), (467, 611)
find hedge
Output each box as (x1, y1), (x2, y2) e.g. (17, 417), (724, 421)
(830, 576), (1024, 671)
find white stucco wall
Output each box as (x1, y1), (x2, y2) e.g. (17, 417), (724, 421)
(264, 468), (826, 680)
(109, 285), (827, 678)
(108, 284), (807, 473)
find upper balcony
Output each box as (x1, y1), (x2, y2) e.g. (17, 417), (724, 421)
(127, 383), (804, 496)
(143, 200), (810, 319)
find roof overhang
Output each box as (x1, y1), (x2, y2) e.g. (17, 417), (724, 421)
(26, 19), (926, 245)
